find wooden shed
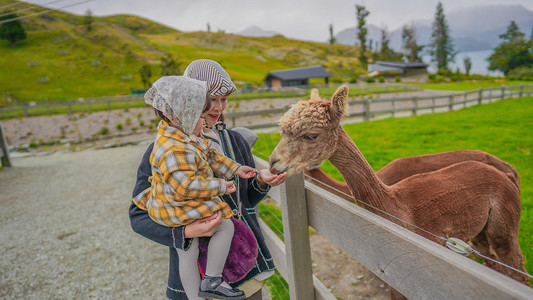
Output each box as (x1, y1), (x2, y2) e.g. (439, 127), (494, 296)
(264, 65), (331, 88)
(368, 61), (428, 77)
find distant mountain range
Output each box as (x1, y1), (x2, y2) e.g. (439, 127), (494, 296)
(235, 26), (281, 38)
(334, 4), (533, 52)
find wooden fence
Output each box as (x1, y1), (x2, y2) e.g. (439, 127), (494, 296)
(0, 83), (421, 119)
(0, 123), (11, 167)
(223, 84), (533, 129)
(253, 157), (533, 299)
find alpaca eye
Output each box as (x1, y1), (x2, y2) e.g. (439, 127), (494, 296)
(303, 134), (318, 141)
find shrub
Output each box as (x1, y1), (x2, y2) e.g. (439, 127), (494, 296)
(100, 127), (109, 135)
(116, 123), (123, 130)
(395, 76), (401, 83)
(125, 117), (131, 125)
(366, 77), (376, 83)
(378, 76), (385, 83)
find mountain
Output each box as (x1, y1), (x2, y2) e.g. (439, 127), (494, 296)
(0, 0), (363, 103)
(335, 4), (533, 52)
(235, 26), (281, 38)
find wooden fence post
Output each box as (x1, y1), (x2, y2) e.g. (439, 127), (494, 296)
(519, 84), (524, 98)
(0, 123), (12, 167)
(392, 99), (396, 117)
(448, 95), (454, 111)
(478, 87), (483, 105)
(463, 91), (468, 108)
(412, 96), (418, 116)
(280, 173), (315, 300)
(529, 84), (533, 97)
(363, 96), (371, 121)
(501, 85), (506, 100)
(431, 97), (435, 113)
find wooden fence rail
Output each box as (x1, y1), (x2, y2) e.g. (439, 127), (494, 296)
(0, 83), (422, 119)
(224, 84), (532, 129)
(253, 157), (533, 299)
(0, 123), (11, 167)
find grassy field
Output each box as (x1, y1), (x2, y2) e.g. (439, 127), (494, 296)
(254, 96), (533, 282)
(417, 80), (533, 91)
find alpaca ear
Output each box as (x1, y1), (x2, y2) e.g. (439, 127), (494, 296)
(330, 85), (348, 125)
(310, 88), (320, 101)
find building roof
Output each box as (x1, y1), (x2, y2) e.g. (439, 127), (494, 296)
(368, 61), (428, 73)
(265, 65), (331, 81)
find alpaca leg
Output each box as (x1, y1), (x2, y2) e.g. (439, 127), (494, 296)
(486, 238), (530, 285)
(390, 287), (408, 300)
(480, 215), (529, 285)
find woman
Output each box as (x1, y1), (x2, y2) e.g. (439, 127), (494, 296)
(129, 59), (287, 300)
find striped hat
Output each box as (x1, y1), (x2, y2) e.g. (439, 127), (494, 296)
(183, 59), (237, 96)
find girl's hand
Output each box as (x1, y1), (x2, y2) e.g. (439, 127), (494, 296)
(235, 166), (257, 178)
(257, 169), (287, 189)
(225, 181), (236, 194)
(184, 211), (222, 238)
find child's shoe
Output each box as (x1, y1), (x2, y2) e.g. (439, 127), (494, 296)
(198, 275), (245, 300)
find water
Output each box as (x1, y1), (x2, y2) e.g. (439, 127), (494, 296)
(423, 49), (503, 77)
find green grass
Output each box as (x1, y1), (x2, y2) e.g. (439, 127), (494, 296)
(417, 80), (533, 91)
(254, 97), (533, 281)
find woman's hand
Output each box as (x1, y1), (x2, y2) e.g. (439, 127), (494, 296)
(257, 169), (287, 189)
(183, 211), (223, 238)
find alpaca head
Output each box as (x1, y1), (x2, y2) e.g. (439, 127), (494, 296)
(269, 86), (348, 176)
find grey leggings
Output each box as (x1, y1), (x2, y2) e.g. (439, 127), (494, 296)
(176, 218), (234, 300)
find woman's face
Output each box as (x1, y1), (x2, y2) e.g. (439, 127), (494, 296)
(204, 95), (228, 127)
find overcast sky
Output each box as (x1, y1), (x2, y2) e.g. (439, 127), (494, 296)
(23, 0), (533, 42)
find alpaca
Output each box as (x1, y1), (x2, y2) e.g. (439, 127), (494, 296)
(269, 86), (529, 294)
(305, 149), (521, 203)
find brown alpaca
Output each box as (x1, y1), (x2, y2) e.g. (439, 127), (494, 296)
(269, 86), (529, 296)
(305, 149), (521, 203)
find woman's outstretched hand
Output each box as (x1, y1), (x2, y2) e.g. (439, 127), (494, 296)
(184, 211), (223, 238)
(257, 169), (287, 189)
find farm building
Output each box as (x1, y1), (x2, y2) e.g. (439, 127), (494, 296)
(264, 65), (331, 88)
(368, 61), (428, 77)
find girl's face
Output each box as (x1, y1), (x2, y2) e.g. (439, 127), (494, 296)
(193, 114), (205, 135)
(204, 95), (228, 127)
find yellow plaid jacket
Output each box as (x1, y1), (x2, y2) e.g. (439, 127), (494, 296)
(132, 121), (239, 227)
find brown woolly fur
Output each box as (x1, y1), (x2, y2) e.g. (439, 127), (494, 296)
(305, 149), (521, 201)
(269, 86), (530, 298)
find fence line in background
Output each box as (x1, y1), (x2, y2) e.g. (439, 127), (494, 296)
(253, 157), (533, 299)
(0, 83), (421, 119)
(1, 84), (530, 122)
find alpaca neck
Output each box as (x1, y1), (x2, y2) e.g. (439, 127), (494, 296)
(328, 127), (398, 216)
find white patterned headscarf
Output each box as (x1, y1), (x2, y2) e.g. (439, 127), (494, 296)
(144, 76), (207, 135)
(183, 59), (237, 96)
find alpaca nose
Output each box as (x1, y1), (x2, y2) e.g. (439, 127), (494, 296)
(269, 158), (279, 168)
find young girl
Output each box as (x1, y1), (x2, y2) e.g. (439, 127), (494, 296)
(132, 76), (255, 300)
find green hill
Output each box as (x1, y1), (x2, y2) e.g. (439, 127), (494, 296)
(0, 0), (364, 104)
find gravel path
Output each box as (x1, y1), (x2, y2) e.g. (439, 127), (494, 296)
(0, 142), (171, 299)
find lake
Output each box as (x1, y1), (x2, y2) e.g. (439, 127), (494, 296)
(423, 49), (503, 77)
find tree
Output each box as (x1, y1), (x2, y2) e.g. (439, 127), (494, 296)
(379, 26), (394, 61)
(207, 22), (211, 32)
(83, 9), (94, 32)
(0, 11), (26, 46)
(463, 56), (472, 76)
(488, 21), (533, 75)
(401, 24), (424, 62)
(139, 64), (152, 89)
(428, 2), (455, 70)
(355, 4), (369, 67)
(328, 24), (336, 46)
(160, 54), (183, 76)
